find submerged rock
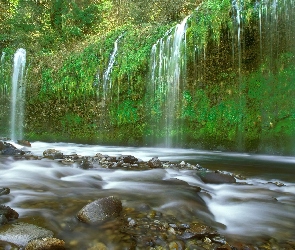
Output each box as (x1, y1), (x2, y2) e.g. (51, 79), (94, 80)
(0, 240), (19, 249)
(0, 222), (53, 247)
(25, 237), (65, 250)
(0, 205), (19, 224)
(180, 222), (218, 239)
(77, 196), (122, 224)
(0, 187), (10, 196)
(199, 172), (236, 184)
(87, 242), (107, 250)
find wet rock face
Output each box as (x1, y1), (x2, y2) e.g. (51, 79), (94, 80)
(77, 196), (123, 224)
(199, 172), (236, 184)
(0, 222), (54, 247)
(0, 205), (19, 225)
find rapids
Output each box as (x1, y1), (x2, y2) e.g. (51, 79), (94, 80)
(1, 141), (295, 248)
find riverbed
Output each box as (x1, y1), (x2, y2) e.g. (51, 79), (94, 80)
(1, 141), (295, 249)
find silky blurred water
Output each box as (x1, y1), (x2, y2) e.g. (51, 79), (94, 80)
(1, 141), (295, 247)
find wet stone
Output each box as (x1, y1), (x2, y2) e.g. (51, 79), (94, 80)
(0, 187), (10, 196)
(43, 149), (64, 159)
(119, 155), (138, 164)
(0, 141), (25, 156)
(0, 222), (54, 247)
(216, 243), (232, 250)
(77, 196), (122, 223)
(169, 240), (185, 250)
(180, 222), (218, 239)
(77, 156), (95, 169)
(0, 240), (19, 250)
(0, 205), (19, 224)
(25, 237), (66, 250)
(17, 140), (31, 147)
(87, 242), (107, 250)
(0, 214), (8, 224)
(148, 157), (163, 168)
(199, 172), (236, 184)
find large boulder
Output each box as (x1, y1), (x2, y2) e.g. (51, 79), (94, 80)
(77, 196), (122, 224)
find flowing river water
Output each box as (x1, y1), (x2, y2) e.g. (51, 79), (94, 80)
(1, 141), (295, 249)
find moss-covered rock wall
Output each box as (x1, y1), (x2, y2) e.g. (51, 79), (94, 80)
(1, 0), (295, 155)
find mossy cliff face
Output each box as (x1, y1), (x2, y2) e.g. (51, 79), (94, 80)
(1, 0), (295, 154)
(180, 0), (295, 154)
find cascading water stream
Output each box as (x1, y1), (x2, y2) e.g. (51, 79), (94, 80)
(10, 48), (26, 141)
(149, 16), (189, 147)
(0, 52), (5, 66)
(0, 52), (5, 96)
(102, 35), (122, 101)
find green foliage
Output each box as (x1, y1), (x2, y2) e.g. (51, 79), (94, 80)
(1, 0), (294, 154)
(111, 99), (139, 126)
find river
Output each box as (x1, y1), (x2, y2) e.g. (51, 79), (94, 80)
(1, 141), (295, 249)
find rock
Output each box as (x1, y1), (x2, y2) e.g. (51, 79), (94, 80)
(216, 243), (232, 250)
(61, 158), (75, 165)
(43, 149), (64, 159)
(17, 140), (31, 147)
(0, 205), (19, 224)
(0, 222), (53, 247)
(77, 196), (122, 224)
(118, 155), (138, 164)
(0, 141), (5, 151)
(87, 242), (107, 250)
(0, 141), (25, 156)
(0, 187), (10, 196)
(169, 240), (185, 250)
(0, 215), (8, 225)
(180, 223), (218, 239)
(79, 157), (94, 169)
(199, 172), (236, 184)
(25, 237), (65, 250)
(0, 240), (19, 249)
(148, 157), (163, 168)
(211, 236), (227, 244)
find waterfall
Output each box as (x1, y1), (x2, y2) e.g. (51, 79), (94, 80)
(149, 16), (189, 147)
(102, 35), (122, 101)
(0, 52), (5, 96)
(0, 52), (5, 67)
(10, 48), (26, 141)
